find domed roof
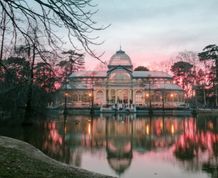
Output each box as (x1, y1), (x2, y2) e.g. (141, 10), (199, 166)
(108, 49), (133, 67)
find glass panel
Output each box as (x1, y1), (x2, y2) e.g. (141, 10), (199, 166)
(109, 70), (131, 83)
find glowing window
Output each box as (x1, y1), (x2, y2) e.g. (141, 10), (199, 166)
(135, 91), (143, 104)
(96, 90), (104, 105)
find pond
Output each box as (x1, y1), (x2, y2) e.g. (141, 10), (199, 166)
(0, 114), (218, 178)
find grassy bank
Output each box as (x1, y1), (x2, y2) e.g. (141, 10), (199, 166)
(0, 136), (115, 178)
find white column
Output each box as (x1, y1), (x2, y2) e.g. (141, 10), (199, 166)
(132, 89), (135, 104)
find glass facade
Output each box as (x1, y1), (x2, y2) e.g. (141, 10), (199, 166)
(55, 49), (185, 109)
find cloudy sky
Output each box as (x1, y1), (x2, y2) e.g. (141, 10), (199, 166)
(85, 0), (218, 70)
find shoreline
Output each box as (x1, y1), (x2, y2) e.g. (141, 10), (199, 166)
(0, 136), (115, 178)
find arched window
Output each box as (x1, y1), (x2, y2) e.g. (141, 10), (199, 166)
(135, 91), (143, 105)
(123, 90), (128, 103)
(72, 93), (79, 101)
(153, 91), (161, 102)
(111, 89), (116, 103)
(81, 93), (90, 102)
(96, 90), (104, 105)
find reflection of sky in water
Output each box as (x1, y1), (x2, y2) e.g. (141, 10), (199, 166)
(0, 114), (217, 178)
(72, 145), (209, 178)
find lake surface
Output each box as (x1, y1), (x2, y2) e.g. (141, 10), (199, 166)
(1, 114), (218, 178)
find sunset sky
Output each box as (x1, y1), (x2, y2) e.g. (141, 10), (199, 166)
(84, 0), (218, 70)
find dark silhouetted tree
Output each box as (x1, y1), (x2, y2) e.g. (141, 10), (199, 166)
(198, 45), (218, 80)
(134, 66), (149, 71)
(57, 50), (85, 82)
(34, 62), (57, 93)
(0, 57), (29, 115)
(0, 56), (58, 118)
(171, 61), (193, 97)
(174, 51), (200, 85)
(198, 44), (218, 106)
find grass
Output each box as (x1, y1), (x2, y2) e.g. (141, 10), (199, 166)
(0, 136), (115, 178)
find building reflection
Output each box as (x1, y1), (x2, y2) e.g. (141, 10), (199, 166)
(106, 116), (133, 175)
(38, 115), (218, 177)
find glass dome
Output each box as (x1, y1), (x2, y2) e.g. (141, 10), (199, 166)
(108, 49), (133, 67)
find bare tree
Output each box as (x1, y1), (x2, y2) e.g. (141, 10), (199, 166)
(176, 51), (199, 65)
(174, 51), (201, 77)
(94, 61), (107, 71)
(0, 0), (107, 63)
(57, 49), (85, 82)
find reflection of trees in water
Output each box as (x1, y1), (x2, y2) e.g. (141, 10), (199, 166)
(202, 160), (218, 178)
(174, 138), (196, 160)
(173, 117), (218, 177)
(42, 120), (70, 163)
(41, 117), (88, 167)
(174, 118), (197, 160)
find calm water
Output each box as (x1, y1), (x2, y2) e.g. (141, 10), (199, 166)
(1, 114), (218, 178)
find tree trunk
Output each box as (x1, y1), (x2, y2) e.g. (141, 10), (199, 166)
(216, 60), (218, 81)
(203, 88), (206, 106)
(216, 60), (218, 107)
(23, 37), (36, 125)
(216, 86), (218, 107)
(0, 11), (6, 61)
